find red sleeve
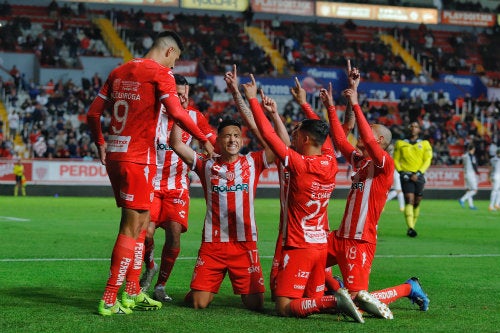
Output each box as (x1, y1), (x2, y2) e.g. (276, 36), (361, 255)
(195, 110), (217, 146)
(300, 102), (319, 120)
(161, 97), (207, 144)
(326, 105), (355, 159)
(352, 104), (385, 166)
(249, 98), (288, 161)
(86, 96), (107, 146)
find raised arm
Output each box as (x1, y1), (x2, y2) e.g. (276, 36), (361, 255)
(260, 90), (290, 147)
(290, 76), (318, 120)
(170, 123), (197, 168)
(320, 82), (355, 159)
(291, 77), (333, 152)
(241, 74), (277, 164)
(344, 88), (386, 166)
(224, 64), (267, 148)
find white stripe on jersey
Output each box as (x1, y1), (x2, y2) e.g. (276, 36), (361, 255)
(201, 153), (261, 243)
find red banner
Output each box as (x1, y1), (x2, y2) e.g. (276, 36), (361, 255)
(441, 10), (496, 27)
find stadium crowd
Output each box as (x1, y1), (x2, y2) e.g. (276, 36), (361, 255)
(0, 2), (499, 168)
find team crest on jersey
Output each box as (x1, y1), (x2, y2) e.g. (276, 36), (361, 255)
(225, 171), (235, 182)
(112, 79), (121, 92)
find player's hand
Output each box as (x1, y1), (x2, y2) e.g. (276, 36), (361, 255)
(260, 90), (277, 115)
(242, 74), (258, 100)
(224, 64), (239, 95)
(203, 140), (215, 159)
(319, 82), (335, 108)
(290, 77), (307, 105)
(342, 88), (358, 106)
(97, 144), (106, 165)
(347, 59), (360, 89)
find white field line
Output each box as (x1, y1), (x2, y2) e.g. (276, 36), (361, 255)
(1, 253), (499, 262)
(0, 216), (30, 222)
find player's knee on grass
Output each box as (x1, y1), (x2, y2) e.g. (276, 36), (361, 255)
(241, 293), (264, 311)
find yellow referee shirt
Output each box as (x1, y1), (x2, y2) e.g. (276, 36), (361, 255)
(393, 139), (433, 174)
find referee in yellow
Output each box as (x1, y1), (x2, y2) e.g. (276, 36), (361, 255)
(393, 121), (433, 237)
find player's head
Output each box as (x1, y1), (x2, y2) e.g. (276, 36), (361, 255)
(291, 119), (329, 153)
(174, 74), (189, 108)
(408, 121), (421, 137)
(356, 124), (392, 156)
(467, 144), (475, 153)
(152, 30), (184, 69)
(216, 119), (243, 159)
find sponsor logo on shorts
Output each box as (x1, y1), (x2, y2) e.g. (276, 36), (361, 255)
(120, 191), (134, 201)
(295, 269), (310, 279)
(293, 284), (305, 290)
(315, 284), (325, 292)
(248, 265), (261, 274)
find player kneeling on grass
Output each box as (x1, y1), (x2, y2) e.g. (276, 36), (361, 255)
(171, 118), (276, 310)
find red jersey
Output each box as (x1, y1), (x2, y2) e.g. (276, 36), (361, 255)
(193, 151), (269, 243)
(154, 106), (215, 191)
(87, 58), (208, 164)
(249, 98), (337, 249)
(327, 104), (394, 244)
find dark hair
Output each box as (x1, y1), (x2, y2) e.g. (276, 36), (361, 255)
(154, 30), (184, 51)
(217, 118), (241, 133)
(467, 144), (475, 152)
(174, 74), (188, 85)
(299, 119), (329, 145)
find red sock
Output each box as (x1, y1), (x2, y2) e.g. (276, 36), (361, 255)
(324, 267), (342, 292)
(102, 233), (136, 305)
(371, 283), (412, 305)
(289, 295), (336, 317)
(125, 229), (146, 296)
(143, 236), (155, 270)
(156, 247), (180, 287)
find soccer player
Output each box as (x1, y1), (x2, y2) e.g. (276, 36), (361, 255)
(393, 121), (433, 237)
(489, 148), (500, 211)
(139, 74), (216, 302)
(246, 74), (363, 322)
(322, 71), (429, 316)
(458, 144), (479, 210)
(87, 30), (214, 316)
(170, 82), (276, 309)
(13, 157), (26, 196)
(269, 76), (353, 301)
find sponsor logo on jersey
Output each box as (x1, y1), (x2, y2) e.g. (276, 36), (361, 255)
(294, 284), (306, 290)
(351, 182), (364, 191)
(212, 183), (249, 193)
(157, 142), (172, 151)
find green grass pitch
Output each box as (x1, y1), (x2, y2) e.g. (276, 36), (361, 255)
(0, 196), (499, 333)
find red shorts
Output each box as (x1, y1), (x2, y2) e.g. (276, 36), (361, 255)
(327, 232), (376, 292)
(106, 160), (156, 210)
(190, 242), (265, 295)
(150, 188), (190, 232)
(274, 246), (327, 299)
